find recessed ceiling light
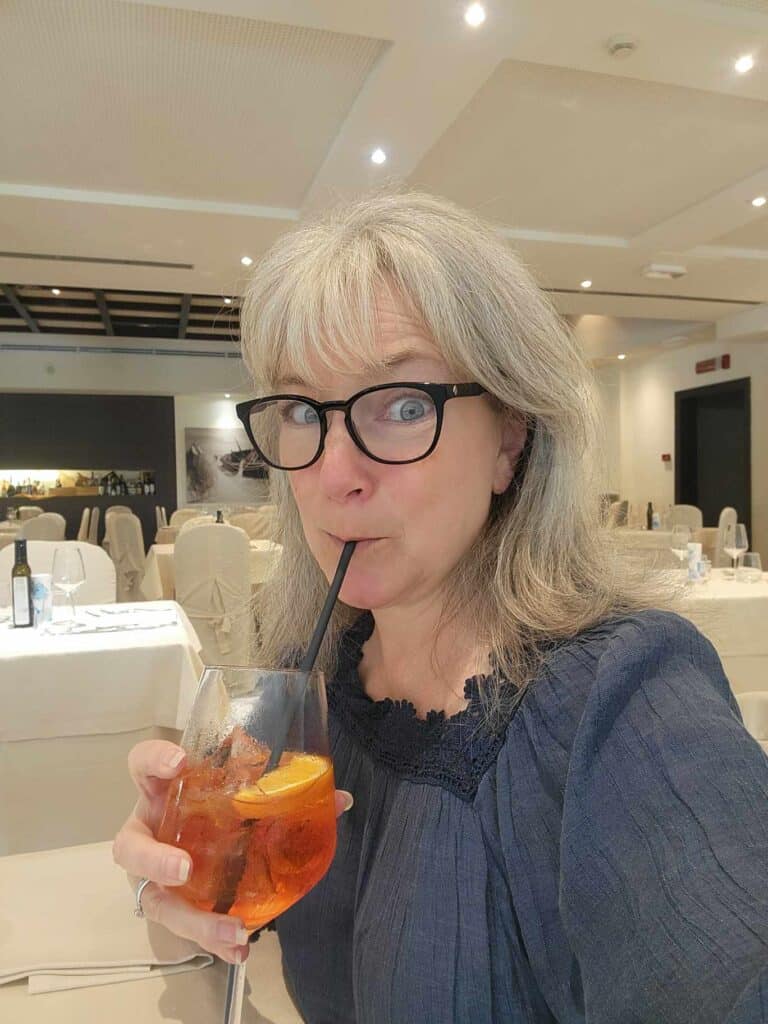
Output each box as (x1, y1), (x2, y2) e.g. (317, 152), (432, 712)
(240, 256), (253, 267)
(224, 297), (232, 304)
(617, 353), (626, 360)
(370, 147), (387, 165)
(751, 195), (767, 208)
(735, 54), (754, 74)
(224, 393), (231, 399)
(51, 288), (60, 295)
(464, 3), (486, 27)
(580, 280), (592, 289)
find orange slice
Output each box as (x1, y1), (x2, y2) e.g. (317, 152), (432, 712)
(232, 754), (330, 820)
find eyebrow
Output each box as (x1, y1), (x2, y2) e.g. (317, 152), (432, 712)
(278, 348), (443, 388)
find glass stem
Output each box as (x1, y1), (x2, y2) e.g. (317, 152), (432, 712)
(223, 961), (247, 1024)
(69, 591), (76, 620)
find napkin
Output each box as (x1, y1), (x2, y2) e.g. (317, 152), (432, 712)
(0, 841), (213, 994)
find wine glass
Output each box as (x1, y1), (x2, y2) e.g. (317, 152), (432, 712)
(723, 522), (749, 578)
(670, 525), (691, 568)
(158, 666), (337, 1024)
(51, 546), (86, 627)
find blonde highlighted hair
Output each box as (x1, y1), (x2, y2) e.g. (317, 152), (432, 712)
(240, 190), (672, 720)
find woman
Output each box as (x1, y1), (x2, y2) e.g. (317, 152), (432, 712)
(114, 192), (768, 1023)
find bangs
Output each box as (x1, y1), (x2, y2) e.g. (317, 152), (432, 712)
(242, 229), (432, 392)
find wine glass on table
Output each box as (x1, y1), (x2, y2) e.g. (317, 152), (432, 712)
(723, 522), (749, 578)
(158, 666), (337, 1023)
(670, 525), (691, 571)
(51, 546), (86, 628)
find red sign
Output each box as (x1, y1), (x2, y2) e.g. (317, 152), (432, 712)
(696, 358), (717, 374)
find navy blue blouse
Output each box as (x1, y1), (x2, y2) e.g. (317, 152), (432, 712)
(272, 609), (768, 1023)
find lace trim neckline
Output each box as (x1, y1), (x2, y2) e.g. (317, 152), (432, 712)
(327, 611), (522, 802)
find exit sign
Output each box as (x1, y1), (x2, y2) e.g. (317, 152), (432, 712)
(696, 354), (730, 374)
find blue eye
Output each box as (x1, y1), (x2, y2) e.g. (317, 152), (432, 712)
(388, 397), (428, 422)
(281, 402), (319, 426)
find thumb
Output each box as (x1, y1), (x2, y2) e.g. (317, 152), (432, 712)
(334, 790), (354, 816)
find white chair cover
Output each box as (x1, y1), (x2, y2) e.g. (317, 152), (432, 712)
(155, 506), (163, 531)
(76, 507), (90, 543)
(174, 524), (252, 665)
(179, 515), (216, 533)
(735, 692), (768, 754)
(607, 500), (628, 527)
(108, 514), (147, 602)
(169, 508), (203, 528)
(102, 506), (133, 555)
(87, 506), (100, 546)
(714, 506), (738, 568)
(229, 507), (277, 540)
(20, 512), (66, 541)
(671, 504), (703, 531)
(160, 506), (168, 527)
(0, 540), (116, 603)
(105, 505), (131, 516)
(18, 506), (44, 521)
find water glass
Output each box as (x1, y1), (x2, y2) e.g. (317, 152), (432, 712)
(737, 552), (762, 583)
(723, 522), (749, 578)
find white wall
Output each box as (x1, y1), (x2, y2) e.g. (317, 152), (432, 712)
(593, 365), (621, 494)
(617, 339), (768, 557)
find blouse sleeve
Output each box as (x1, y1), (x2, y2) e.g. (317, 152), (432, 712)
(559, 611), (768, 1024)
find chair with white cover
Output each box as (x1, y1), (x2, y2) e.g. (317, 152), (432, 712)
(154, 505), (168, 529)
(19, 512), (66, 541)
(174, 523), (252, 665)
(179, 515), (216, 533)
(108, 514), (147, 602)
(169, 508), (203, 528)
(102, 506), (133, 555)
(0, 540), (116, 603)
(230, 506), (277, 540)
(76, 507), (90, 543)
(87, 506), (100, 545)
(735, 692), (768, 755)
(670, 504), (703, 531)
(714, 506), (738, 568)
(18, 506), (44, 521)
(160, 506), (168, 526)
(607, 500), (628, 528)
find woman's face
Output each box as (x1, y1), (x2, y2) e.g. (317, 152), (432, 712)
(285, 291), (526, 612)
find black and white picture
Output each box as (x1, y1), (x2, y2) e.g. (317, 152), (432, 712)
(184, 426), (268, 504)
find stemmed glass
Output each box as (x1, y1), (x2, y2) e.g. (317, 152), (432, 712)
(723, 523), (749, 578)
(158, 666), (337, 1023)
(51, 547), (86, 627)
(670, 525), (691, 569)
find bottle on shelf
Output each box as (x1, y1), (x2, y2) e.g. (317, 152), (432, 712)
(646, 501), (653, 531)
(11, 538), (33, 628)
(215, 509), (224, 524)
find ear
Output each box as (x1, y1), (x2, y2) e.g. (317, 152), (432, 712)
(492, 414), (528, 495)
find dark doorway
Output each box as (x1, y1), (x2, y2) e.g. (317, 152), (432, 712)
(675, 377), (750, 533)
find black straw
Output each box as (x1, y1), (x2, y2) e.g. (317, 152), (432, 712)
(264, 540), (357, 771)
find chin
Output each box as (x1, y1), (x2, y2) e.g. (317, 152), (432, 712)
(338, 572), (396, 611)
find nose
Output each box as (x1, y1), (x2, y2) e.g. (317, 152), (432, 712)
(315, 410), (374, 500)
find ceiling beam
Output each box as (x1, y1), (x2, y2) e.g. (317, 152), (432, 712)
(1, 285), (39, 332)
(178, 295), (191, 339)
(94, 290), (114, 335)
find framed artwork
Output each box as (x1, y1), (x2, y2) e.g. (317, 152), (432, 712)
(184, 426), (268, 504)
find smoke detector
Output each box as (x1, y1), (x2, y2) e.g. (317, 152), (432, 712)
(606, 34), (638, 59)
(642, 263), (687, 280)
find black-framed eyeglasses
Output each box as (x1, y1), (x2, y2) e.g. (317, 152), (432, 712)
(236, 382), (487, 470)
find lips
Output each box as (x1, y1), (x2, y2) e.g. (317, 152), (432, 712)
(327, 532), (383, 544)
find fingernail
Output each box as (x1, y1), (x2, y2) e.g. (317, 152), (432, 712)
(234, 948), (248, 964)
(165, 750), (185, 770)
(217, 921), (249, 945)
(342, 792), (354, 813)
(165, 855), (190, 882)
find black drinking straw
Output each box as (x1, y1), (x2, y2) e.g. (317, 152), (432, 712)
(222, 540), (357, 1024)
(264, 538), (357, 770)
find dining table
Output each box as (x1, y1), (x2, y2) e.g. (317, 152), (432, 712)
(0, 601), (203, 855)
(141, 539), (282, 601)
(679, 568), (768, 695)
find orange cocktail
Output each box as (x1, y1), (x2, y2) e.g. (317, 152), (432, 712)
(158, 726), (337, 930)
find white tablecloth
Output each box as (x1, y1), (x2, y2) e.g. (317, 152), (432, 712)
(680, 569), (768, 694)
(0, 602), (204, 855)
(142, 541), (282, 600)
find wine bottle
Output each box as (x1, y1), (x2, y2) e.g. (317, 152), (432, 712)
(215, 509), (224, 523)
(11, 538), (33, 628)
(646, 502), (653, 531)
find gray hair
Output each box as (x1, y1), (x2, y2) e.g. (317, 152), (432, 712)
(240, 190), (673, 723)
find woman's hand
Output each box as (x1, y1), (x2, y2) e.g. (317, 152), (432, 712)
(112, 740), (353, 965)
